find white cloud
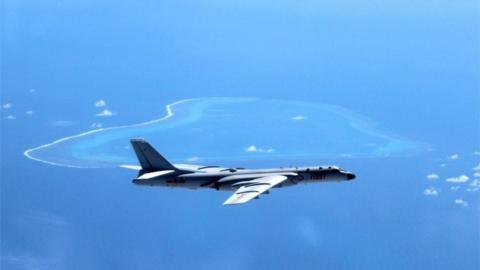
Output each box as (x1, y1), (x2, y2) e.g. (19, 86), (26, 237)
(90, 123), (102, 129)
(25, 110), (34, 115)
(423, 187), (439, 196)
(466, 179), (480, 192)
(474, 172), (480, 178)
(96, 109), (115, 117)
(450, 186), (460, 191)
(187, 156), (199, 162)
(454, 199), (468, 207)
(473, 162), (480, 171)
(474, 151), (480, 156)
(291, 115), (307, 121)
(446, 175), (469, 183)
(94, 99), (107, 107)
(449, 154), (459, 160)
(245, 145), (275, 153)
(6, 115), (16, 120)
(2, 103), (12, 109)
(440, 163), (447, 167)
(426, 173), (439, 180)
(50, 120), (73, 127)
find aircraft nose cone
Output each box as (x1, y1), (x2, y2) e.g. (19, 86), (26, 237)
(347, 173), (356, 180)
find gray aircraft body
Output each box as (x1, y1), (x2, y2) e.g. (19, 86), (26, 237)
(129, 139), (356, 205)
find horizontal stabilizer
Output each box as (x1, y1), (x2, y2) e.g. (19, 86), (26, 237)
(120, 164), (143, 170)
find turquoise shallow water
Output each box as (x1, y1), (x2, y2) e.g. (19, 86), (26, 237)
(25, 97), (426, 168)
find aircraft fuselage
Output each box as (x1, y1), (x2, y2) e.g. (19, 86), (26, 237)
(132, 165), (355, 191)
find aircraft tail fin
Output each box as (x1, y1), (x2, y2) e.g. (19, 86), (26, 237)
(130, 139), (177, 172)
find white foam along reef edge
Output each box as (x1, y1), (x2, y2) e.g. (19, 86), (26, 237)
(23, 98), (197, 168)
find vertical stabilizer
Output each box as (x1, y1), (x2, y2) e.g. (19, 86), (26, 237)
(130, 139), (177, 172)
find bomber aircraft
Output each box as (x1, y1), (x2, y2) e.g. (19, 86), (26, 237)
(127, 139), (356, 205)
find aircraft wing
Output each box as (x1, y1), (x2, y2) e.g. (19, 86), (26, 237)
(223, 175), (289, 205)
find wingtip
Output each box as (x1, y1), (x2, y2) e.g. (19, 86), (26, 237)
(222, 199), (237, 206)
(222, 199), (244, 206)
(223, 202), (239, 206)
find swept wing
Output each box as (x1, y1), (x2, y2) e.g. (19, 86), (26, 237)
(223, 175), (289, 205)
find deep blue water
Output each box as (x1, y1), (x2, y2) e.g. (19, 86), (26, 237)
(2, 0), (480, 269)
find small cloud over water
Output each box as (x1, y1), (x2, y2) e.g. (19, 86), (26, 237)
(90, 123), (103, 129)
(291, 115), (307, 121)
(96, 109), (115, 117)
(450, 186), (460, 191)
(454, 198), (468, 207)
(473, 162), (480, 172)
(423, 187), (439, 196)
(446, 175), (469, 183)
(245, 145), (275, 153)
(466, 179), (480, 192)
(94, 99), (107, 107)
(449, 154), (459, 160)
